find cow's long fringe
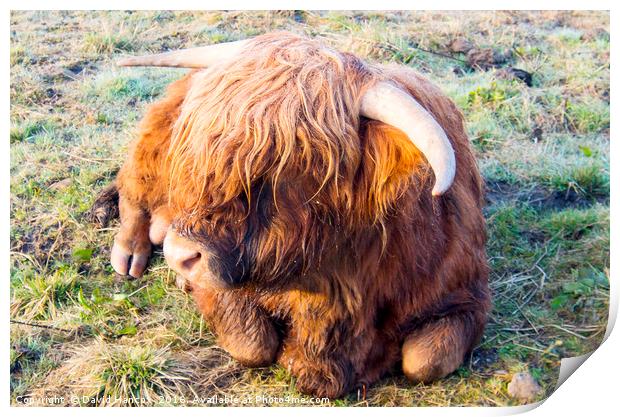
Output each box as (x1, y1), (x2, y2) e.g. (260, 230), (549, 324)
(167, 32), (374, 216)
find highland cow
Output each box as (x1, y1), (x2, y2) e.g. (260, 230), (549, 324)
(105, 32), (490, 398)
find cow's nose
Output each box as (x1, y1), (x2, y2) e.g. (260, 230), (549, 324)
(163, 230), (204, 278)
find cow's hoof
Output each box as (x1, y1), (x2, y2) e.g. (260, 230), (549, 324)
(111, 234), (151, 278)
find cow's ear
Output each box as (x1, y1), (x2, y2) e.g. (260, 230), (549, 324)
(357, 120), (434, 219)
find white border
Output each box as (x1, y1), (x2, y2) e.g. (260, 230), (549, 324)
(3, 2), (617, 416)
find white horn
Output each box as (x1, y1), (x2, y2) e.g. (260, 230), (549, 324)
(360, 82), (456, 196)
(117, 39), (250, 68)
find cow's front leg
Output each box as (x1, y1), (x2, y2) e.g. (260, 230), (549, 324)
(277, 312), (365, 398)
(279, 342), (356, 398)
(111, 195), (152, 278)
(109, 191), (172, 278)
(401, 310), (486, 383)
(193, 288), (280, 368)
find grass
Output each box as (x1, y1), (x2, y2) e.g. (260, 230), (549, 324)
(11, 265), (81, 320)
(46, 340), (193, 406)
(10, 11), (609, 407)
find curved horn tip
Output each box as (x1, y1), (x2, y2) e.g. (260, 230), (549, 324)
(432, 186), (447, 197)
(431, 166), (456, 197)
(360, 81), (457, 198)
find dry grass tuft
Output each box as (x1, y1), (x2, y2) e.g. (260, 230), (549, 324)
(30, 339), (196, 406)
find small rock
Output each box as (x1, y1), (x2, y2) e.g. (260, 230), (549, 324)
(48, 178), (72, 191)
(507, 372), (542, 401)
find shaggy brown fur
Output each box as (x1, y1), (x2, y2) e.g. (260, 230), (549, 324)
(111, 32), (490, 398)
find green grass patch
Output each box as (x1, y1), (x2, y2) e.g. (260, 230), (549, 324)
(10, 120), (57, 144)
(546, 163), (609, 198)
(86, 74), (166, 101)
(565, 98), (610, 134)
(83, 32), (137, 54)
(467, 81), (520, 108)
(10, 333), (61, 402)
(11, 264), (82, 320)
